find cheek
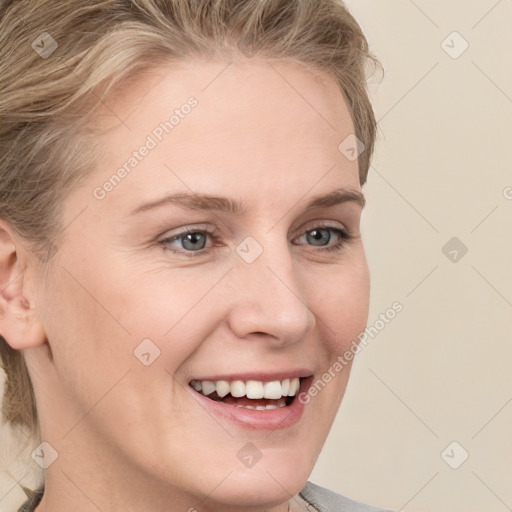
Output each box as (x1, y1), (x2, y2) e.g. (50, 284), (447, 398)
(34, 271), (130, 436)
(112, 263), (234, 364)
(313, 255), (370, 353)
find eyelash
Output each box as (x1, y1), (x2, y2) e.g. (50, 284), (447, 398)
(158, 224), (354, 258)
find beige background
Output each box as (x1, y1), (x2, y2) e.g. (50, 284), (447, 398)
(1, 1), (512, 511)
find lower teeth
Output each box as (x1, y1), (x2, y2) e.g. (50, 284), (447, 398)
(235, 403), (287, 410)
(191, 386), (294, 409)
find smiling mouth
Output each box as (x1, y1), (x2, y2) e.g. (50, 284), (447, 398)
(189, 378), (303, 410)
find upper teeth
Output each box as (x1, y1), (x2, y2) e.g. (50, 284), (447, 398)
(190, 378), (301, 399)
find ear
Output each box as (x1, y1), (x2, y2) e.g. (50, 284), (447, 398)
(0, 219), (46, 350)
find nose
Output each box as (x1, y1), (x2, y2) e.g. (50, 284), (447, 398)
(226, 237), (316, 346)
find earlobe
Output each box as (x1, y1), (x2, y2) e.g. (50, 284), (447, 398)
(0, 220), (47, 350)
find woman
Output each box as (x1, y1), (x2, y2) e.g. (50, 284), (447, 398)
(0, 1), (391, 511)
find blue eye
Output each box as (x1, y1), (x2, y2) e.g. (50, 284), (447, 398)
(159, 225), (353, 257)
(295, 225), (353, 252)
(159, 228), (214, 256)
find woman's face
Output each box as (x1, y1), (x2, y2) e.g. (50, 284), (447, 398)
(30, 58), (370, 510)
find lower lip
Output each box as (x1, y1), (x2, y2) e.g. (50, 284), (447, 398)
(187, 377), (313, 431)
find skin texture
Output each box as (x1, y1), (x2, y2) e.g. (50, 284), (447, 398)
(0, 57), (370, 512)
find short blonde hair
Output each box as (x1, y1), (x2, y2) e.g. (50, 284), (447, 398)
(0, 0), (381, 438)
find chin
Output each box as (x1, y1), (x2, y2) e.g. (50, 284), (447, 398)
(192, 449), (315, 509)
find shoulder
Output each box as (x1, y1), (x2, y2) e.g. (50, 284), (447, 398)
(300, 481), (396, 512)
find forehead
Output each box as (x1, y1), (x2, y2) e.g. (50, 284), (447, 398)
(82, 57), (360, 215)
(97, 56), (355, 150)
(102, 56), (351, 128)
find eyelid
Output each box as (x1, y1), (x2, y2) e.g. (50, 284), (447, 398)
(291, 219), (348, 238)
(158, 223), (214, 241)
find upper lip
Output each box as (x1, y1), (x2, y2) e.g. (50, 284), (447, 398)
(189, 369), (313, 383)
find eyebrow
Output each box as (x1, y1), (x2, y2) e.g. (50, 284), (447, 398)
(129, 186), (366, 217)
